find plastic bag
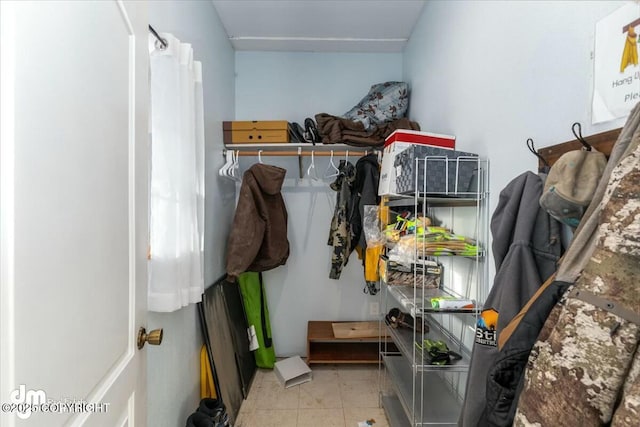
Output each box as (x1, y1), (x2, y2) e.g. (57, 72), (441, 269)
(363, 205), (384, 247)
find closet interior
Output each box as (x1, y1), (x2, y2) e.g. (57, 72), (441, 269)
(147, 2), (638, 427)
(4, 2), (638, 427)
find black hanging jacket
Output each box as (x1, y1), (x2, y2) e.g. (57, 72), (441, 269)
(349, 153), (381, 253)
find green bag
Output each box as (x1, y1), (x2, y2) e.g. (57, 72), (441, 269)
(238, 272), (276, 369)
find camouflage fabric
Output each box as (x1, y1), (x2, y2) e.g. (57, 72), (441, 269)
(612, 349), (640, 426)
(514, 124), (640, 426)
(328, 160), (356, 279)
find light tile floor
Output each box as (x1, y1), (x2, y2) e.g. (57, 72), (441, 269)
(234, 364), (390, 427)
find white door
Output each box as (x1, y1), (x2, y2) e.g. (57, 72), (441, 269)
(1, 1), (149, 426)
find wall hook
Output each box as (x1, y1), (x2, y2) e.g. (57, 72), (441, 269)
(526, 138), (550, 169)
(572, 122), (592, 151)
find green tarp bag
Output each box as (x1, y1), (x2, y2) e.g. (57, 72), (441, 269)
(238, 272), (276, 369)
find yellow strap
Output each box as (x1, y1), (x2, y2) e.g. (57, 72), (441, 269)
(200, 345), (217, 399)
(365, 245), (383, 282)
(200, 345), (207, 398)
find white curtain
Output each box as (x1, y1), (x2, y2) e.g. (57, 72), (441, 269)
(148, 33), (205, 312)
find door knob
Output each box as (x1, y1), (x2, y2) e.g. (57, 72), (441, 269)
(137, 327), (163, 349)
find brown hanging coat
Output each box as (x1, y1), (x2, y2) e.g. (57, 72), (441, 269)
(226, 163), (289, 280)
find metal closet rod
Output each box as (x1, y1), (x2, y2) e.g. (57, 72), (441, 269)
(223, 147), (380, 178)
(226, 150), (373, 157)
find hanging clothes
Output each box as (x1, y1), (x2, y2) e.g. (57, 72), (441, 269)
(226, 163), (289, 281)
(328, 160), (356, 279)
(514, 102), (640, 427)
(349, 153), (382, 292)
(459, 171), (562, 427)
(349, 153), (381, 253)
(480, 273), (567, 426)
(148, 33), (205, 312)
(481, 102), (640, 427)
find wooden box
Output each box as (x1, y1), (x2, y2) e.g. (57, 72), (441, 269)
(223, 120), (289, 144)
(307, 320), (396, 364)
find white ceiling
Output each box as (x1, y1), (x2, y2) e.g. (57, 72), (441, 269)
(211, 0), (426, 53)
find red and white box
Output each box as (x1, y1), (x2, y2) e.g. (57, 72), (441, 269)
(379, 130), (456, 196)
(384, 130), (456, 149)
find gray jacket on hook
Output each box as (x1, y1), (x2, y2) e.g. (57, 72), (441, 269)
(459, 171), (562, 427)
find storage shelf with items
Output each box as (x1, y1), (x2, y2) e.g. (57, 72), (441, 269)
(378, 155), (489, 426)
(382, 280), (482, 317)
(384, 312), (473, 372)
(382, 352), (466, 425)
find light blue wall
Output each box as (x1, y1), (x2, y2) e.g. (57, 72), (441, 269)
(236, 52), (403, 124)
(235, 52), (403, 356)
(403, 0), (629, 280)
(147, 2), (236, 426)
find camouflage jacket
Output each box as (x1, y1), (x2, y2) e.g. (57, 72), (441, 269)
(328, 160), (356, 279)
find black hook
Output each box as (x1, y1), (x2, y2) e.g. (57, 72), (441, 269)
(571, 122), (592, 151)
(526, 138), (549, 169)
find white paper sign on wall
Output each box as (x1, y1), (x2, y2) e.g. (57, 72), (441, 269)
(592, 2), (640, 124)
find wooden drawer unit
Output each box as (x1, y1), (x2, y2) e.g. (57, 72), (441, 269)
(307, 320), (397, 364)
(223, 120), (289, 144)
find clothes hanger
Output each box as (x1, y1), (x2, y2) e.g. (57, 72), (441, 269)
(324, 150), (340, 178)
(572, 122), (592, 151)
(219, 150), (233, 177)
(258, 150), (264, 164)
(228, 150), (240, 181)
(224, 150), (233, 178)
(218, 151), (228, 177)
(224, 150), (240, 181)
(307, 150), (320, 181)
(345, 150), (349, 164)
(233, 150), (242, 181)
(526, 138), (550, 171)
